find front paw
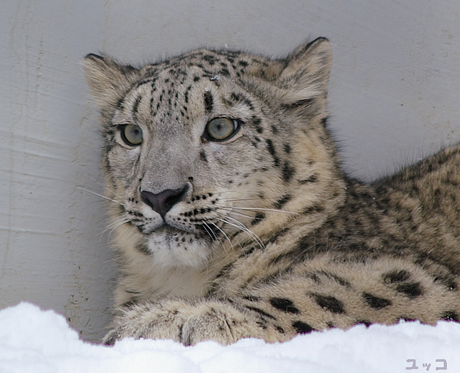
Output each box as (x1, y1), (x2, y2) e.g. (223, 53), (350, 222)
(103, 301), (188, 345)
(103, 299), (261, 346)
(178, 302), (258, 345)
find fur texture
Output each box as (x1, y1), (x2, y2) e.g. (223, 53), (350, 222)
(84, 38), (460, 346)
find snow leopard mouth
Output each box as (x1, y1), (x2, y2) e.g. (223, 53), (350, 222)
(136, 219), (208, 240)
(146, 224), (213, 256)
(135, 220), (185, 235)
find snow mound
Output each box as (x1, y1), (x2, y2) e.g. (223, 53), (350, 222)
(0, 302), (459, 373)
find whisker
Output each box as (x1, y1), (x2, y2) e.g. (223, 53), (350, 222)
(87, 176), (125, 201)
(207, 220), (234, 252)
(229, 206), (298, 215)
(114, 223), (138, 245)
(220, 209), (256, 220)
(98, 216), (131, 245)
(103, 215), (129, 233)
(216, 198), (255, 203)
(75, 186), (125, 207)
(224, 215), (265, 249)
(215, 216), (265, 250)
(202, 222), (217, 241)
(202, 221), (232, 253)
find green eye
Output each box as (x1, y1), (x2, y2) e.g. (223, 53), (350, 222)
(205, 118), (239, 141)
(120, 124), (143, 146)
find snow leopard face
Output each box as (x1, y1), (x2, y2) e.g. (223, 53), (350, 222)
(85, 39), (344, 268)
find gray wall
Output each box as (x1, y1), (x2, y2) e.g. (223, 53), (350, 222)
(1, 0), (460, 341)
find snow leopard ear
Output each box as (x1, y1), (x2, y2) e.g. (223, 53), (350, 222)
(278, 37), (332, 106)
(84, 54), (140, 110)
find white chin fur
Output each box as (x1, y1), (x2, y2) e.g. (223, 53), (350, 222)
(147, 232), (211, 269)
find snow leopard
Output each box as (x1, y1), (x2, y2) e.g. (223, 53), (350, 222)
(84, 38), (460, 346)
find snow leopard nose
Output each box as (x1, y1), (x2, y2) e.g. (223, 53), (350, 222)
(141, 187), (188, 219)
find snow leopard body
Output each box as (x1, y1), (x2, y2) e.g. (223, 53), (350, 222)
(84, 38), (460, 345)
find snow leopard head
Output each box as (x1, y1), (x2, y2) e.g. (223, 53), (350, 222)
(84, 38), (344, 269)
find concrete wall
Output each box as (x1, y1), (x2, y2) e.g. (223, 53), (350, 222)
(1, 0), (459, 341)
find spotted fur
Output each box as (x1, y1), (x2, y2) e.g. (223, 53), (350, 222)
(84, 38), (460, 346)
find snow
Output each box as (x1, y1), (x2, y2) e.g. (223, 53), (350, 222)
(1, 303), (459, 373)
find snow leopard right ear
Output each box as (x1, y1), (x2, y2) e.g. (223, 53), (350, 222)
(277, 37), (332, 106)
(84, 54), (140, 109)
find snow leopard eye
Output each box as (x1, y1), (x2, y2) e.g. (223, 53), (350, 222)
(205, 118), (240, 141)
(120, 124), (143, 146)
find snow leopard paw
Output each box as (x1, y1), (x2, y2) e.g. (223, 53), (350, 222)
(103, 299), (262, 346)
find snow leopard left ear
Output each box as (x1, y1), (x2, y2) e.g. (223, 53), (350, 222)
(277, 37), (332, 106)
(84, 54), (140, 110)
